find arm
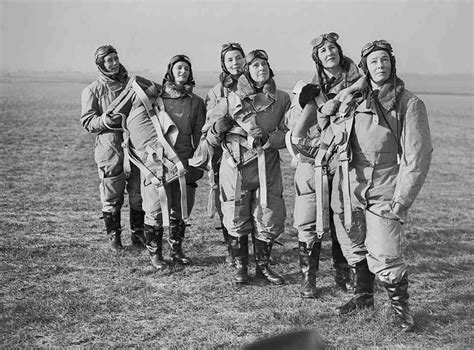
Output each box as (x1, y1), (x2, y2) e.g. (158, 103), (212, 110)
(262, 93), (291, 150)
(192, 97), (206, 150)
(392, 97), (433, 212)
(80, 87), (108, 133)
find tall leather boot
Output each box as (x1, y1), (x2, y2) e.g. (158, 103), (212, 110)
(130, 208), (146, 249)
(103, 211), (123, 251)
(336, 259), (375, 315)
(253, 238), (285, 285)
(331, 228), (353, 292)
(228, 235), (249, 284)
(299, 241), (321, 298)
(168, 219), (191, 264)
(381, 273), (415, 332)
(144, 224), (166, 270)
(221, 223), (235, 267)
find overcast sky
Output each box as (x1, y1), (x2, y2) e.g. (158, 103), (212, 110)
(1, 0), (472, 76)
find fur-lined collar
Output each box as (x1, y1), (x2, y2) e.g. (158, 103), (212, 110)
(311, 57), (360, 95)
(235, 74), (277, 100)
(219, 72), (239, 89)
(161, 81), (193, 99)
(366, 77), (405, 111)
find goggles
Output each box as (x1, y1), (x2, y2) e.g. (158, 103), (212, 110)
(361, 40), (393, 57)
(245, 49), (269, 64)
(222, 42), (243, 52)
(169, 54), (191, 66)
(310, 32), (339, 48)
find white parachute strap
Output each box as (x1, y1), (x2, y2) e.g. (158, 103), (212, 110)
(338, 117), (354, 233)
(313, 127), (335, 239)
(256, 145), (267, 208)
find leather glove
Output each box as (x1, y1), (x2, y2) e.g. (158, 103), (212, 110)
(298, 83), (321, 109)
(103, 113), (123, 128)
(248, 126), (269, 146)
(320, 99), (341, 117)
(213, 116), (234, 133)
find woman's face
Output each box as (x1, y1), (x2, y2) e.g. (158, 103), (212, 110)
(172, 61), (190, 85)
(224, 50), (245, 76)
(367, 50), (392, 87)
(317, 41), (341, 69)
(103, 52), (120, 74)
(248, 58), (270, 86)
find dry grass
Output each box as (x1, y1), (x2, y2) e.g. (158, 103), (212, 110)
(0, 76), (472, 349)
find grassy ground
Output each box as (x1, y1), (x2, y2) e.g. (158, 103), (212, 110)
(0, 77), (472, 349)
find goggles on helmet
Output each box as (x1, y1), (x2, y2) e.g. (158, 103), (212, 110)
(169, 54), (191, 66)
(310, 32), (339, 48)
(222, 42), (243, 52)
(361, 40), (393, 57)
(245, 49), (269, 64)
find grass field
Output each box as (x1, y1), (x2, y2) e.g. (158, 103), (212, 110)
(0, 74), (473, 349)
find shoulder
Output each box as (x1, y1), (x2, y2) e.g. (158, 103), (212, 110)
(82, 78), (102, 96)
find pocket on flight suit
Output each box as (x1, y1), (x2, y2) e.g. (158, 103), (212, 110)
(365, 208), (404, 261)
(95, 132), (124, 177)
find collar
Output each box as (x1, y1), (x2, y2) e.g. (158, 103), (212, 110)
(366, 76), (405, 111)
(161, 81), (193, 99)
(235, 74), (277, 100)
(98, 64), (128, 83)
(311, 57), (360, 95)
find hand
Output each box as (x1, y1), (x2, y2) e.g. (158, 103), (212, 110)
(213, 116), (234, 133)
(298, 83), (321, 109)
(104, 113), (123, 127)
(320, 99), (341, 117)
(248, 126), (268, 145)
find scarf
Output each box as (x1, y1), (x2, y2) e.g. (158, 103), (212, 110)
(98, 64), (128, 83)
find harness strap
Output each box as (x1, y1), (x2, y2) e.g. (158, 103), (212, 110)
(314, 128), (335, 238)
(257, 147), (267, 208)
(207, 166), (216, 218)
(338, 117), (355, 233)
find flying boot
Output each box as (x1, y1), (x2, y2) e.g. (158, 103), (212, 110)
(331, 229), (353, 292)
(168, 219), (191, 264)
(253, 237), (284, 285)
(381, 273), (415, 332)
(144, 224), (166, 270)
(299, 241), (321, 298)
(228, 235), (249, 284)
(103, 211), (123, 251)
(130, 208), (146, 249)
(336, 259), (375, 315)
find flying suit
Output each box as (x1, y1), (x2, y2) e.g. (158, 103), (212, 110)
(330, 77), (432, 284)
(81, 71), (142, 215)
(207, 75), (290, 242)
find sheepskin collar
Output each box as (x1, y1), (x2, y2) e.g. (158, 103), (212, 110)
(161, 81), (193, 99)
(366, 76), (405, 111)
(235, 74), (277, 100)
(311, 57), (360, 95)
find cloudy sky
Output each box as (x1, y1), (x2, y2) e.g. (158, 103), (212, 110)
(1, 0), (472, 76)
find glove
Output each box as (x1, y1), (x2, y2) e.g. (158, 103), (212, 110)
(320, 99), (341, 117)
(103, 113), (123, 128)
(298, 83), (321, 109)
(248, 126), (269, 146)
(213, 116), (234, 133)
